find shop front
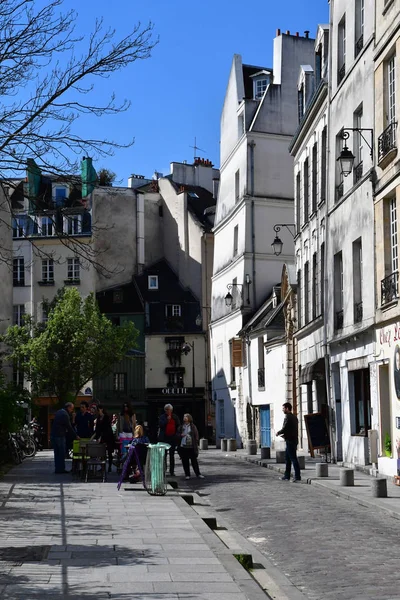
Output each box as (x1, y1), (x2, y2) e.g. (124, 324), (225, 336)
(375, 322), (400, 476)
(146, 387), (206, 442)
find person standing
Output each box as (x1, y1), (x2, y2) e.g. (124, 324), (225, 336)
(75, 401), (95, 438)
(158, 403), (180, 476)
(51, 402), (79, 474)
(93, 404), (115, 473)
(178, 413), (204, 480)
(276, 402), (301, 482)
(119, 402), (136, 435)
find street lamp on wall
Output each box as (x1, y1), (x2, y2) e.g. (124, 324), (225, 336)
(181, 341), (196, 405)
(337, 127), (373, 177)
(225, 275), (252, 307)
(271, 224), (295, 256)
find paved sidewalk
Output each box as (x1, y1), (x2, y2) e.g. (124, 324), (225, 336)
(221, 447), (400, 520)
(0, 451), (268, 600)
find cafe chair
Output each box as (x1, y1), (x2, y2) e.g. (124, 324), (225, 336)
(85, 443), (107, 483)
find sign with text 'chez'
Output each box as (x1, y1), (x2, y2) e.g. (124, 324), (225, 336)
(379, 323), (400, 348)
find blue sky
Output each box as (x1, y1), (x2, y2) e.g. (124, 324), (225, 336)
(66, 0), (329, 185)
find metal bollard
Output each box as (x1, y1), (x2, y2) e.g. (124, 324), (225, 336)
(340, 468), (354, 486)
(276, 450), (286, 463)
(221, 438), (228, 452)
(260, 447), (271, 460)
(316, 463), (329, 477)
(247, 440), (257, 455)
(227, 438), (237, 452)
(371, 477), (387, 498)
(298, 456), (306, 470)
(199, 438), (208, 451)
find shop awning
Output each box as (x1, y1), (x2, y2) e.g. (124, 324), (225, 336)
(300, 358), (325, 384)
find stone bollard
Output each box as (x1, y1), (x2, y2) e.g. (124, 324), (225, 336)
(199, 438), (208, 451)
(316, 463), (329, 477)
(247, 440), (257, 455)
(227, 438), (237, 452)
(340, 468), (354, 486)
(221, 438), (228, 452)
(371, 477), (387, 498)
(276, 450), (286, 463)
(298, 456), (306, 470)
(260, 447), (271, 460)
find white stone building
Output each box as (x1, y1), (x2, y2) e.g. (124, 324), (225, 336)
(210, 31), (315, 447)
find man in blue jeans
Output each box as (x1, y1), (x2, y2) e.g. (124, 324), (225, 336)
(276, 402), (301, 482)
(51, 402), (79, 474)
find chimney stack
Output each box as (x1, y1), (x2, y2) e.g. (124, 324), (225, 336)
(276, 28), (281, 36)
(286, 30), (290, 35)
(304, 30), (310, 38)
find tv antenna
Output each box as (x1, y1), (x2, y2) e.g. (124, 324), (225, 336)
(190, 137), (206, 160)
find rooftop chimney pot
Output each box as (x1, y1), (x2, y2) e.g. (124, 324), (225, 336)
(304, 30), (310, 38)
(276, 28), (281, 36)
(286, 30), (290, 35)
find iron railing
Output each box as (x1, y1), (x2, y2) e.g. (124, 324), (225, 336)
(378, 122), (397, 163)
(354, 161), (363, 184)
(354, 301), (363, 323)
(258, 368), (265, 389)
(336, 182), (344, 201)
(335, 309), (344, 330)
(381, 272), (398, 305)
(355, 34), (363, 58)
(338, 63), (346, 84)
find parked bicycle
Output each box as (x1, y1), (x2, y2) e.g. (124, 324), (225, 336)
(7, 432), (23, 464)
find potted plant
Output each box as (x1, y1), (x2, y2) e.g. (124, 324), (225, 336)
(384, 432), (392, 458)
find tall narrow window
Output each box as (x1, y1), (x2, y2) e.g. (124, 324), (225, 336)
(12, 218), (25, 239)
(338, 16), (346, 84)
(41, 216), (54, 237)
(297, 270), (302, 328)
(233, 225), (238, 257)
(238, 114), (244, 139)
(355, 0), (364, 57)
(353, 238), (363, 323)
(391, 197), (398, 274)
(334, 251), (344, 330)
(354, 106), (363, 183)
(320, 243), (325, 316)
(232, 277), (238, 309)
(312, 142), (318, 213)
(41, 259), (54, 283)
(303, 159), (309, 224)
(298, 84), (304, 121)
(315, 47), (322, 84)
(296, 172), (301, 233)
(229, 339), (236, 384)
(13, 257), (25, 286)
(304, 261), (310, 325)
(258, 337), (265, 389)
(67, 257), (80, 282)
(13, 305), (25, 326)
(235, 170), (240, 203)
(113, 373), (126, 392)
(382, 198), (398, 305)
(312, 253), (318, 320)
(321, 126), (327, 202)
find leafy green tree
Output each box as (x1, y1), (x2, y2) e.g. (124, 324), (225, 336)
(2, 287), (138, 405)
(0, 372), (30, 436)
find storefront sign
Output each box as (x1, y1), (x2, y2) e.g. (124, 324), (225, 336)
(161, 388), (187, 395)
(379, 323), (400, 348)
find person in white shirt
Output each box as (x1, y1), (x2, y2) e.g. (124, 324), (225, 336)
(178, 413), (205, 480)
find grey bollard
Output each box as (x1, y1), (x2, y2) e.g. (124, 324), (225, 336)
(340, 468), (354, 486)
(316, 463), (329, 477)
(298, 456), (306, 470)
(221, 438), (228, 452)
(247, 440), (257, 455)
(199, 438), (208, 450)
(371, 477), (387, 498)
(260, 447), (271, 460)
(276, 450), (286, 463)
(227, 438), (237, 452)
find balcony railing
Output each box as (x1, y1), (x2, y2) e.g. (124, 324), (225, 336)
(335, 309), (344, 330)
(258, 368), (265, 389)
(338, 63), (346, 84)
(381, 271), (399, 305)
(354, 301), (363, 323)
(336, 182), (344, 201)
(378, 122), (397, 164)
(353, 161), (363, 184)
(355, 34), (363, 57)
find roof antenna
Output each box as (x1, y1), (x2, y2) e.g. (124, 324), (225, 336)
(189, 137), (206, 161)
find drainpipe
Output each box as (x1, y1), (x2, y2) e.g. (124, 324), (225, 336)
(249, 141), (257, 305)
(323, 0), (335, 463)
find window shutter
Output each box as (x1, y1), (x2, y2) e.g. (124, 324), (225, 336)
(231, 338), (244, 367)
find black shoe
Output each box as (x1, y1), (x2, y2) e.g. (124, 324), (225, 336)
(281, 476), (290, 481)
(291, 478), (301, 483)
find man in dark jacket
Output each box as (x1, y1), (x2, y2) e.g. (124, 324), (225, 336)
(158, 403), (180, 476)
(75, 401), (95, 438)
(276, 402), (301, 482)
(51, 403), (79, 474)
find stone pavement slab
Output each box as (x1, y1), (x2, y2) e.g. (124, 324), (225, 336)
(0, 451), (270, 600)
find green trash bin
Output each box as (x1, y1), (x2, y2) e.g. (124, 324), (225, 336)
(144, 442), (171, 496)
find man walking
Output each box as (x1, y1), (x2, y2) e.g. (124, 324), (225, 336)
(276, 402), (301, 482)
(158, 403), (180, 476)
(51, 402), (79, 474)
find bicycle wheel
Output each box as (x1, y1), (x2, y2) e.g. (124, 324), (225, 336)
(23, 437), (37, 458)
(10, 441), (22, 464)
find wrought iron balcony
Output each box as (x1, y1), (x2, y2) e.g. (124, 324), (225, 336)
(338, 63), (346, 84)
(258, 368), (265, 389)
(381, 272), (398, 305)
(354, 301), (363, 323)
(336, 182), (344, 201)
(355, 34), (363, 58)
(335, 309), (344, 330)
(378, 122), (397, 164)
(353, 161), (363, 184)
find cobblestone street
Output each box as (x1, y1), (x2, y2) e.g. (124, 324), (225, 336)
(184, 451), (400, 600)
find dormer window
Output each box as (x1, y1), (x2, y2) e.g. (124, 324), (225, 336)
(54, 186), (67, 207)
(148, 275), (158, 290)
(254, 77), (269, 99)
